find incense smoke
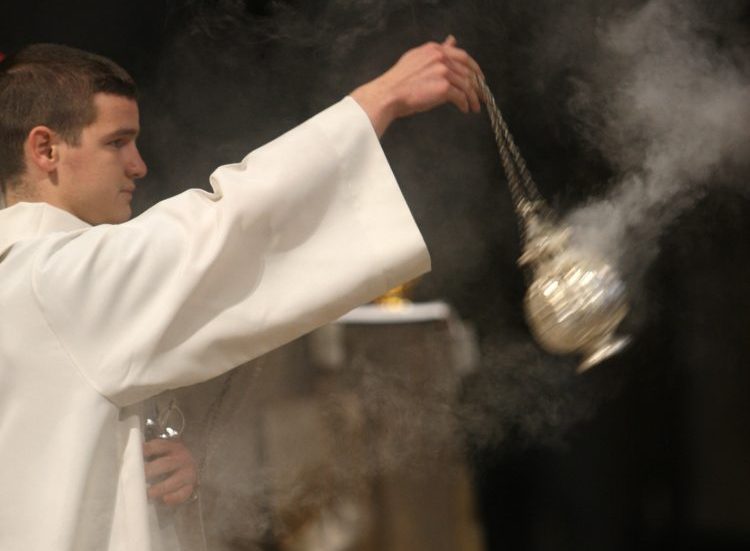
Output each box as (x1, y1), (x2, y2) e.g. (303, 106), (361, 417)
(564, 0), (750, 288)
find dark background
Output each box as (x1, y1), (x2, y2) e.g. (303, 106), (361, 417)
(2, 1), (750, 549)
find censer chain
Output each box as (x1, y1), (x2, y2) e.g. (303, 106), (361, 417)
(476, 77), (555, 241)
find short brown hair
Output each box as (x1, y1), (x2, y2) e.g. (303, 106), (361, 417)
(0, 43), (137, 190)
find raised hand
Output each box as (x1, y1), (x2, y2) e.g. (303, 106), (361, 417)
(351, 35), (484, 136)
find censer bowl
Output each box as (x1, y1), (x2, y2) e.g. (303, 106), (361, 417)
(476, 75), (631, 371)
(523, 248), (631, 372)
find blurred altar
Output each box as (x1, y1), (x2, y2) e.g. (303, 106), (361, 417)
(175, 301), (485, 551)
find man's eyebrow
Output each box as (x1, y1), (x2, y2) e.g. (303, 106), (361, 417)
(101, 128), (140, 140)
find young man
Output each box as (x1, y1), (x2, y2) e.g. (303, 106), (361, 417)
(0, 39), (481, 550)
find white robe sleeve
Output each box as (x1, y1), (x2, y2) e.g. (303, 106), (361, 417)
(33, 97), (430, 406)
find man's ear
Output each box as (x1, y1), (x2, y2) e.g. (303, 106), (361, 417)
(25, 126), (60, 174)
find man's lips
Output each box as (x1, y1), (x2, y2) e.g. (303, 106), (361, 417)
(120, 186), (135, 202)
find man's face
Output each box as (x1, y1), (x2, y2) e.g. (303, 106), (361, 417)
(55, 93), (147, 225)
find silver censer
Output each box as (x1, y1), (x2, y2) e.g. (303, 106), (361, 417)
(478, 79), (630, 372)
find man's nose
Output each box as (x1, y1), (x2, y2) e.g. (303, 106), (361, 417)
(127, 146), (148, 180)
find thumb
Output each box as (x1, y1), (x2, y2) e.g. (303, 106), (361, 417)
(443, 34), (457, 47)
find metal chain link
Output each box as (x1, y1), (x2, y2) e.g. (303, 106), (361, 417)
(475, 76), (555, 242)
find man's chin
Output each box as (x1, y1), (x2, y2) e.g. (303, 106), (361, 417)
(97, 206), (132, 225)
(114, 206), (133, 224)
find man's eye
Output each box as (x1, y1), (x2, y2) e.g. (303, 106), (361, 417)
(109, 139), (126, 148)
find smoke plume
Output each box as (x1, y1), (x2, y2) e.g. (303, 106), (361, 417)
(564, 0), (750, 286)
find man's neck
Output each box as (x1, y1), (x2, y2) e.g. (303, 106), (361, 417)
(3, 193), (27, 209)
(4, 179), (47, 208)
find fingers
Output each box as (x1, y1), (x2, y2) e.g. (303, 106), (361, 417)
(439, 36), (483, 112)
(436, 55), (480, 113)
(443, 74), (470, 113)
(143, 437), (193, 465)
(143, 437), (199, 506)
(161, 484), (196, 507)
(144, 454), (181, 480)
(147, 471), (196, 502)
(351, 35), (484, 132)
(443, 35), (483, 79)
(444, 60), (481, 112)
(445, 45), (484, 82)
(145, 455), (198, 502)
(143, 437), (176, 459)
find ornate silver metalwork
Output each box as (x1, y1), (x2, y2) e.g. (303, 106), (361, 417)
(478, 78), (630, 371)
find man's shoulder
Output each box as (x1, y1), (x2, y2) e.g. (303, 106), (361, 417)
(0, 202), (90, 257)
